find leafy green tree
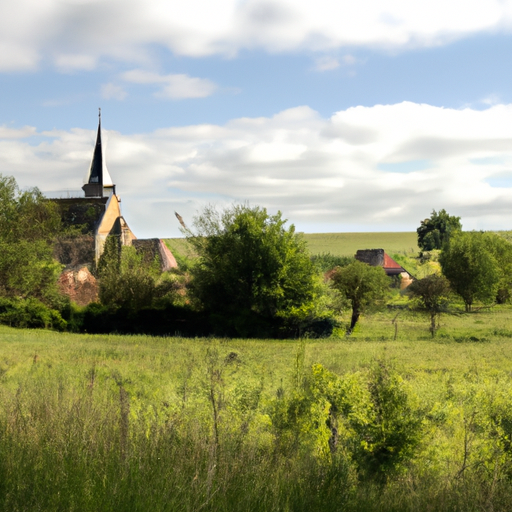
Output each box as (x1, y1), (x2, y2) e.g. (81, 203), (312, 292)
(439, 231), (500, 312)
(0, 175), (63, 306)
(331, 260), (389, 334)
(187, 204), (327, 337)
(482, 233), (512, 304)
(417, 209), (461, 251)
(407, 274), (451, 336)
(98, 239), (159, 312)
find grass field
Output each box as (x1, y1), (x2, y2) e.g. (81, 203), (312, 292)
(165, 231), (420, 262)
(166, 231), (512, 261)
(302, 231), (420, 257)
(3, 305), (512, 510)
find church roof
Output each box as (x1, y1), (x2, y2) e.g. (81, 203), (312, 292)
(84, 110), (114, 188)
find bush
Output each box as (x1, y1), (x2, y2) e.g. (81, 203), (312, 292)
(98, 241), (159, 312)
(0, 298), (66, 330)
(311, 253), (354, 273)
(81, 302), (211, 337)
(188, 204), (332, 338)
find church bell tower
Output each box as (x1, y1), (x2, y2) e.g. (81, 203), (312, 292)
(82, 109), (115, 198)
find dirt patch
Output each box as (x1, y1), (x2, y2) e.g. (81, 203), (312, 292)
(58, 267), (98, 306)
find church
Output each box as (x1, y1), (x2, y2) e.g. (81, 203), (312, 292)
(53, 111), (177, 303)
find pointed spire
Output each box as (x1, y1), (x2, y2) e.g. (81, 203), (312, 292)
(88, 108), (103, 188)
(83, 109), (115, 198)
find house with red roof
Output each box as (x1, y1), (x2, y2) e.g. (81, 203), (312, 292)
(355, 249), (414, 289)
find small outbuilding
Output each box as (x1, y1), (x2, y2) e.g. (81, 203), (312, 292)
(355, 249), (414, 289)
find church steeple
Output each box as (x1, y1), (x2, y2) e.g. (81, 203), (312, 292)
(83, 109), (115, 198)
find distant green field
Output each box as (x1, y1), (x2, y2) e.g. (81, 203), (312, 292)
(301, 231), (419, 256)
(165, 231), (420, 260)
(165, 231), (512, 261)
(164, 237), (197, 261)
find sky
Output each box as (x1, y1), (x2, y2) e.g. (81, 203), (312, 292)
(2, 1), (512, 237)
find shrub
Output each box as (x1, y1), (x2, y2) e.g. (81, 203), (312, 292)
(0, 297), (66, 330)
(188, 204), (331, 338)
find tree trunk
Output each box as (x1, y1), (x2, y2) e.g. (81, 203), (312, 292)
(346, 308), (360, 335)
(430, 312), (436, 337)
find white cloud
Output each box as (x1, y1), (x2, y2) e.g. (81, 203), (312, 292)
(342, 54), (357, 65)
(121, 69), (217, 99)
(3, 102), (512, 237)
(314, 56), (340, 71)
(481, 94), (501, 106)
(0, 125), (37, 139)
(1, 0), (512, 71)
(101, 82), (128, 100)
(55, 54), (97, 72)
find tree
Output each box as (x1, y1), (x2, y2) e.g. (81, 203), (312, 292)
(331, 260), (389, 334)
(417, 209), (461, 251)
(0, 175), (63, 306)
(407, 274), (451, 336)
(187, 204), (327, 337)
(481, 233), (512, 304)
(439, 231), (500, 312)
(98, 238), (159, 312)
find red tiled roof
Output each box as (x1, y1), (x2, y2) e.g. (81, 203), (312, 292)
(383, 253), (404, 270)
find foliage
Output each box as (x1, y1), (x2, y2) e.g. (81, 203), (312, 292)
(0, 330), (458, 511)
(79, 302), (211, 336)
(482, 232), (512, 303)
(310, 252), (354, 273)
(96, 232), (121, 277)
(0, 297), (66, 330)
(407, 274), (451, 336)
(439, 231), (500, 312)
(98, 240), (159, 312)
(417, 209), (461, 251)
(152, 270), (190, 308)
(0, 175), (64, 308)
(188, 204), (329, 337)
(0, 175), (62, 243)
(349, 359), (424, 479)
(331, 260), (389, 334)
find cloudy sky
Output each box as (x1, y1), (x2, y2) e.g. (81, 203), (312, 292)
(2, 0), (512, 237)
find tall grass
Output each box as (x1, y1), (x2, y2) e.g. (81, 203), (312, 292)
(3, 314), (512, 510)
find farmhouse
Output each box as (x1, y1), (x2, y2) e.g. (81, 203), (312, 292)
(355, 249), (413, 289)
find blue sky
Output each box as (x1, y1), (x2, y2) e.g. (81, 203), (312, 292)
(2, 0), (512, 238)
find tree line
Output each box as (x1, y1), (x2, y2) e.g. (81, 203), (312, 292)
(1, 173), (512, 338)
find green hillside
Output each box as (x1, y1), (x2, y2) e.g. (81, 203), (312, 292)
(299, 231), (419, 257)
(165, 231), (420, 261)
(166, 231), (512, 261)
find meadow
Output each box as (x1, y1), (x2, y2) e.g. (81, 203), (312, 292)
(3, 304), (512, 510)
(302, 231), (419, 257)
(165, 231), (420, 261)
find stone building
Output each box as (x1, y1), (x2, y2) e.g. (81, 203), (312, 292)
(355, 249), (414, 289)
(53, 111), (177, 283)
